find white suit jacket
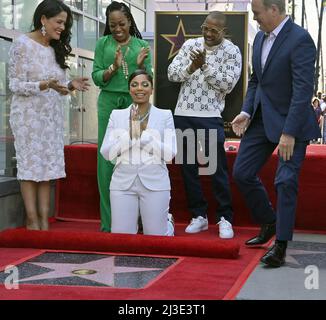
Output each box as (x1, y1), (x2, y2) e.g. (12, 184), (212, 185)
(100, 105), (177, 191)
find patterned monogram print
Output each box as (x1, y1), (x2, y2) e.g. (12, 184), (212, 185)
(168, 37), (242, 118)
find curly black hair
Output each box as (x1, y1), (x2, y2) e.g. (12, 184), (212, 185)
(103, 1), (142, 39)
(31, 0), (73, 69)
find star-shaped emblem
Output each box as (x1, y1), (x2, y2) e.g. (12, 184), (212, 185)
(161, 20), (201, 60)
(19, 256), (162, 287)
(285, 249), (326, 268)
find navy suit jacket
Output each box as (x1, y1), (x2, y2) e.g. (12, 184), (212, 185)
(242, 18), (320, 143)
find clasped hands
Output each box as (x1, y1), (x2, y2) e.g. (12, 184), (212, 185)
(130, 106), (147, 140)
(231, 114), (295, 161)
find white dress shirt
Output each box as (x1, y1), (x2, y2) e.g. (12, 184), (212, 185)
(261, 16), (289, 70)
(241, 16), (290, 119)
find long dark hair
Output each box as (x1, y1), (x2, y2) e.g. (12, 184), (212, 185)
(103, 1), (142, 39)
(32, 0), (73, 69)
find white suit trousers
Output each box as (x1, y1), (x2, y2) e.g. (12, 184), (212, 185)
(110, 176), (171, 235)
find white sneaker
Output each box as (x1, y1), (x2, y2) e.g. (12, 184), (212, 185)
(166, 213), (174, 236)
(185, 216), (208, 233)
(217, 217), (234, 239)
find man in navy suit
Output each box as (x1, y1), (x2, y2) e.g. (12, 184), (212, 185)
(231, 0), (320, 267)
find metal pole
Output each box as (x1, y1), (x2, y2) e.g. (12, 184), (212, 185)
(314, 0), (325, 94)
(292, 0), (295, 21)
(301, 0), (305, 27)
(205, 0), (208, 11)
(321, 48), (325, 92)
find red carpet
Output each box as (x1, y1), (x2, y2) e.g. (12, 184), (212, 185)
(0, 222), (267, 300)
(0, 227), (239, 259)
(2, 143), (326, 300)
(0, 248), (45, 272)
(55, 143), (326, 231)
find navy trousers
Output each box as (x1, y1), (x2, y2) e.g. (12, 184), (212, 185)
(174, 115), (233, 223)
(232, 111), (308, 240)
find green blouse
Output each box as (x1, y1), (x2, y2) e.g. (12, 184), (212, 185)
(92, 35), (153, 93)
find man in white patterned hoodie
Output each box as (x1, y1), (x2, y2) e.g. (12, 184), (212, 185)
(167, 11), (242, 238)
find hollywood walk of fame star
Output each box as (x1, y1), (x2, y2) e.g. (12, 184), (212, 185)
(285, 249), (326, 268)
(161, 20), (201, 60)
(19, 256), (163, 287)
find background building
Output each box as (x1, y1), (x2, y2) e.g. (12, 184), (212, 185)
(0, 0), (324, 178)
(0, 0), (147, 177)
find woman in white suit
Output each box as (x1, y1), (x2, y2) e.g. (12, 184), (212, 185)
(100, 70), (177, 235)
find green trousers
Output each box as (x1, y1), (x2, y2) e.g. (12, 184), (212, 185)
(97, 91), (132, 232)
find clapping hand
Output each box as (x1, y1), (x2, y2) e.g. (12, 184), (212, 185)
(137, 47), (150, 69)
(114, 45), (123, 69)
(188, 49), (206, 73)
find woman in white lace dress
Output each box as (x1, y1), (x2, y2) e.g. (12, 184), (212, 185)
(9, 0), (89, 230)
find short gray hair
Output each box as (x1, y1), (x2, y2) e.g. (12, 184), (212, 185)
(262, 0), (286, 14)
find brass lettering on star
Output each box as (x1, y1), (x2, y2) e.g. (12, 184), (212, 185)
(71, 269), (97, 275)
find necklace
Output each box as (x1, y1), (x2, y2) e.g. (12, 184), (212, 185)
(204, 43), (218, 54)
(117, 36), (131, 80)
(138, 110), (150, 123)
(121, 47), (130, 80)
(131, 104), (151, 123)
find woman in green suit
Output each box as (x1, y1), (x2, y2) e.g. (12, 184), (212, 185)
(92, 1), (152, 232)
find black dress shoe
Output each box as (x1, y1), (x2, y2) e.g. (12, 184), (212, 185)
(245, 222), (276, 246)
(260, 242), (287, 267)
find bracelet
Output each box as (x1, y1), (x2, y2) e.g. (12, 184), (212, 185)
(45, 80), (50, 90)
(67, 81), (74, 91)
(108, 64), (117, 73)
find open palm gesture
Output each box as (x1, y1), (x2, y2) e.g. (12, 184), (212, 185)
(70, 77), (90, 92)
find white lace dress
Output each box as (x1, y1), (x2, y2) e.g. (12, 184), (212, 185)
(9, 34), (67, 181)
